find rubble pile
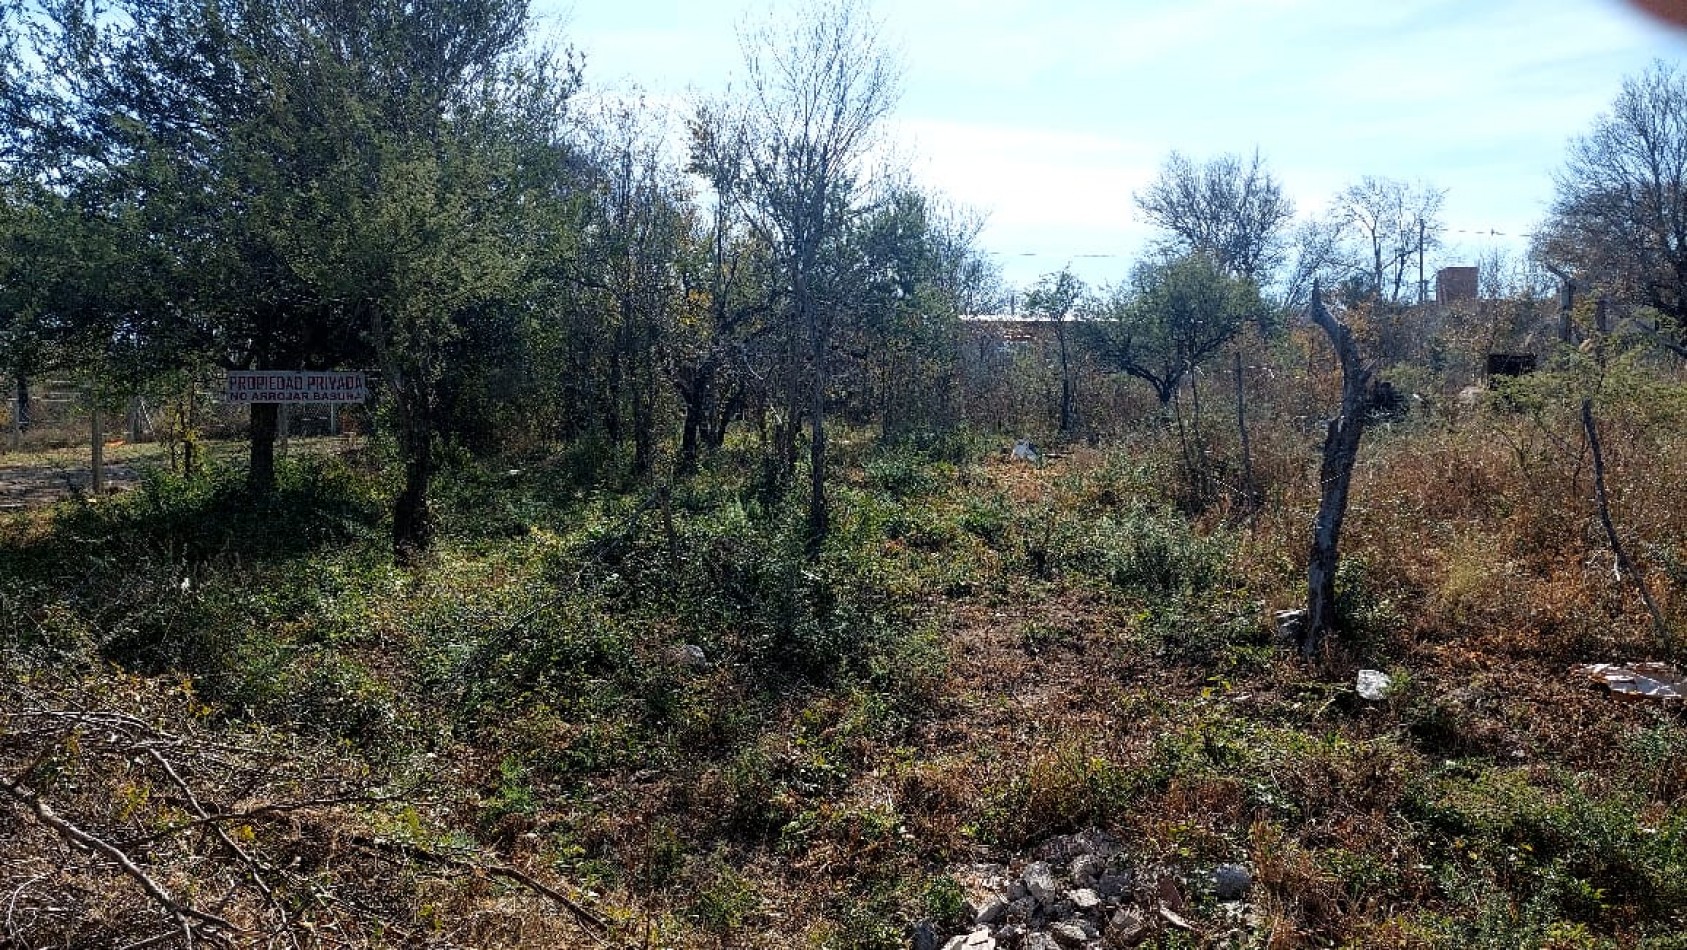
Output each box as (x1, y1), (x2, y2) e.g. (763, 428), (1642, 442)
(916, 830), (1254, 950)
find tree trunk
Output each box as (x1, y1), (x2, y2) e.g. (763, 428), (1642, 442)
(1233, 350), (1258, 517)
(1056, 320), (1074, 435)
(1583, 398), (1672, 648)
(90, 404), (105, 496)
(392, 390), (435, 563)
(248, 403), (279, 493)
(15, 375), (30, 431)
(1303, 285), (1373, 657)
(806, 308), (829, 558)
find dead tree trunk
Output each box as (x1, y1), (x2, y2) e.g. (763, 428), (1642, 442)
(1233, 350), (1258, 518)
(1582, 398), (1672, 649)
(1303, 285), (1373, 657)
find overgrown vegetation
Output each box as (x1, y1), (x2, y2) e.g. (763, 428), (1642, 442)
(2, 2), (1686, 946)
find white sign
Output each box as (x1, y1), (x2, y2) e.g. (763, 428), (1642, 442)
(226, 371), (368, 404)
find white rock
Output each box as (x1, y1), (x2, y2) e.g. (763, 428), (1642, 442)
(974, 897), (1009, 925)
(1104, 908), (1148, 948)
(1067, 888), (1102, 914)
(1021, 861), (1059, 904)
(1356, 669), (1391, 701)
(1069, 853), (1105, 888)
(1049, 921), (1091, 947)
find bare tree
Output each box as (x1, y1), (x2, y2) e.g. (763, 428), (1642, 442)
(1279, 213), (1357, 313)
(736, 0), (901, 554)
(1135, 149), (1294, 284)
(1538, 60), (1687, 349)
(1336, 176), (1446, 304)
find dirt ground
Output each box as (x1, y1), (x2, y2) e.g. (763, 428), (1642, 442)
(0, 437), (355, 509)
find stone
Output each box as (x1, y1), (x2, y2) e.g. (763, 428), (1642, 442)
(671, 644), (708, 669)
(995, 923), (1027, 948)
(1094, 872), (1132, 898)
(1356, 669), (1391, 701)
(1012, 439), (1041, 463)
(1008, 878), (1030, 901)
(1021, 861), (1060, 904)
(1103, 908), (1148, 948)
(909, 920), (940, 950)
(1273, 608), (1306, 645)
(942, 929), (996, 950)
(1008, 896), (1036, 921)
(1212, 863), (1252, 900)
(1023, 935), (1060, 950)
(1069, 854), (1105, 888)
(975, 897), (1009, 925)
(1049, 921), (1091, 947)
(1067, 888), (1102, 915)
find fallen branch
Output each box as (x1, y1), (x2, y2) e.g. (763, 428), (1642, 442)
(0, 774), (243, 946)
(350, 834), (611, 943)
(117, 794), (402, 848)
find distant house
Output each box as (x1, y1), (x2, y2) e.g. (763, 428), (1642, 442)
(1436, 266), (1479, 304)
(959, 313), (1064, 363)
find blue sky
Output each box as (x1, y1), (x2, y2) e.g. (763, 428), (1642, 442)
(538, 0), (1687, 290)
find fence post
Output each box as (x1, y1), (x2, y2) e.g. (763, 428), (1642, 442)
(91, 405), (105, 495)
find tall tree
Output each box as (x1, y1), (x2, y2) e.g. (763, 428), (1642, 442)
(735, 0), (900, 554)
(1538, 60), (1687, 352)
(267, 1), (577, 557)
(1336, 176), (1445, 304)
(1134, 149), (1294, 284)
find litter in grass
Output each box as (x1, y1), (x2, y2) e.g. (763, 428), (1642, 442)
(1576, 662), (1686, 702)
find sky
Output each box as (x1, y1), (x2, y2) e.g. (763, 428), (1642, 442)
(535, 0), (1687, 292)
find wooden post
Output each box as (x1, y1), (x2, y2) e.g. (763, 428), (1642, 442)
(278, 402), (291, 458)
(91, 405), (105, 496)
(1303, 283), (1373, 657)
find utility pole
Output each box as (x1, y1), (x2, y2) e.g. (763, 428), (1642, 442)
(1418, 218), (1426, 305)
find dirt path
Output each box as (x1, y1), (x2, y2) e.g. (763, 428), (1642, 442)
(0, 437), (357, 509)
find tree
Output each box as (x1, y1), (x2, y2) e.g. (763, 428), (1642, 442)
(267, 2), (576, 558)
(1134, 150), (1294, 284)
(1023, 267), (1086, 434)
(1083, 254), (1259, 409)
(735, 0), (901, 554)
(676, 98), (775, 474)
(1336, 176), (1445, 304)
(1302, 283), (1372, 657)
(1279, 213), (1357, 313)
(848, 186), (993, 437)
(1538, 60), (1687, 351)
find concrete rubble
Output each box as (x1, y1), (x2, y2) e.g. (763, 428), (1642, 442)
(913, 829), (1256, 949)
